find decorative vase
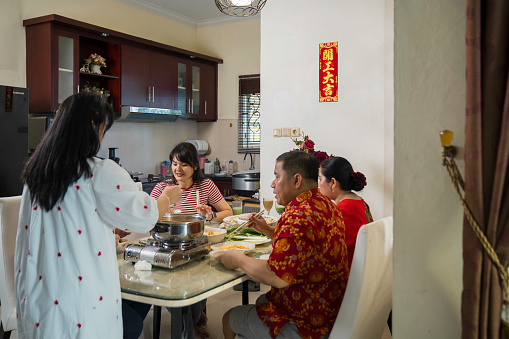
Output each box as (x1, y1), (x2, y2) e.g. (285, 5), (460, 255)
(90, 64), (102, 74)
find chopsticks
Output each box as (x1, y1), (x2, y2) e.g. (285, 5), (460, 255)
(196, 188), (200, 208)
(225, 210), (265, 242)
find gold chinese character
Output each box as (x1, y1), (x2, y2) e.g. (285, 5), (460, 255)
(323, 84), (335, 96)
(323, 61), (334, 73)
(322, 71), (335, 84)
(322, 48), (334, 61)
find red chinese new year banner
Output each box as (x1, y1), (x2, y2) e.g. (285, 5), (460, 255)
(319, 42), (338, 102)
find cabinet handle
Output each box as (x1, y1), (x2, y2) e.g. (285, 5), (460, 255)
(204, 101), (207, 115)
(191, 99), (194, 114)
(152, 86), (155, 102)
(77, 85), (79, 93)
(148, 86), (151, 102)
(188, 99), (191, 113)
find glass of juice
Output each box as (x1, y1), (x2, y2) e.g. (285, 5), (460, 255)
(263, 198), (273, 215)
(275, 203), (285, 215)
(232, 201), (243, 215)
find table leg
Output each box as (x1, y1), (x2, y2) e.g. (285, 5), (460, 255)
(153, 306), (161, 339)
(171, 307), (183, 339)
(242, 280), (249, 305)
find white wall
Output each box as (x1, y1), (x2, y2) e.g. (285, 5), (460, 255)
(260, 0), (390, 220)
(393, 0), (465, 338)
(197, 19), (262, 171)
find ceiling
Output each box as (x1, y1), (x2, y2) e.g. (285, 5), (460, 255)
(118, 0), (260, 25)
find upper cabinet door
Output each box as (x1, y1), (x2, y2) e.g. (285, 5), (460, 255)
(121, 45), (151, 107)
(25, 23), (79, 113)
(150, 52), (175, 109)
(178, 60), (217, 121)
(200, 63), (217, 121)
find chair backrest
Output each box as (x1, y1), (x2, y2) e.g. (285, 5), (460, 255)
(329, 216), (393, 339)
(0, 195), (22, 332)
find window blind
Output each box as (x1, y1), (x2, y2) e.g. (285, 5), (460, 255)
(237, 74), (261, 153)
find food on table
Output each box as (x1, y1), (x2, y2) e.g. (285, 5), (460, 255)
(205, 229), (222, 236)
(217, 244), (250, 250)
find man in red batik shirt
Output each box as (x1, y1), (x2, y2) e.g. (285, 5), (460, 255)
(217, 151), (350, 339)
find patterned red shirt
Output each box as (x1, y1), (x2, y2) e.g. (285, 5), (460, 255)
(257, 188), (349, 339)
(150, 179), (223, 213)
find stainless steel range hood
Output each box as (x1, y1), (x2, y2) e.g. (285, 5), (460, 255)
(116, 106), (182, 122)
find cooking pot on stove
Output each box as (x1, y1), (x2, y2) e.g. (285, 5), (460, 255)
(232, 170), (260, 197)
(151, 213), (205, 242)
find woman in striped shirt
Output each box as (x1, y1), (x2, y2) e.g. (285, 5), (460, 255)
(150, 142), (232, 222)
(123, 143), (232, 339)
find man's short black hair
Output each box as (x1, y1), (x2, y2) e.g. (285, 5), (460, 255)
(276, 151), (319, 183)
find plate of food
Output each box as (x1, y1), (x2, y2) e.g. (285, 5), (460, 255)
(211, 241), (255, 253)
(223, 213), (276, 227)
(232, 235), (271, 245)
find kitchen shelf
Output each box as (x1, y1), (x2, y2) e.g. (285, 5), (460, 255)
(79, 71), (120, 79)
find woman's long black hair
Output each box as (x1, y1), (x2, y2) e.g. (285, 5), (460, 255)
(169, 142), (205, 184)
(22, 92), (114, 211)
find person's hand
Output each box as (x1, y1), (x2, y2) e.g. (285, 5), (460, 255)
(248, 213), (270, 235)
(216, 250), (243, 270)
(115, 234), (120, 246)
(162, 185), (182, 205)
(115, 227), (131, 238)
(197, 204), (213, 220)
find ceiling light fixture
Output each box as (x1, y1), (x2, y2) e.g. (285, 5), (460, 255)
(215, 0), (267, 17)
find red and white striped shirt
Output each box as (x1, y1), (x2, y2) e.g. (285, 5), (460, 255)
(150, 178), (223, 213)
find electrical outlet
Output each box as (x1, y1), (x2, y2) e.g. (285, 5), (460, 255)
(291, 127), (301, 137)
(282, 127), (291, 137)
(273, 128), (282, 137)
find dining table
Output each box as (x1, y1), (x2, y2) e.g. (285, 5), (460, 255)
(118, 236), (272, 339)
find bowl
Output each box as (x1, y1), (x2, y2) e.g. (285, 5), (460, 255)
(211, 241), (255, 253)
(204, 227), (227, 244)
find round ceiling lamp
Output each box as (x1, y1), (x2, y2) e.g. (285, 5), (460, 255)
(215, 0), (267, 17)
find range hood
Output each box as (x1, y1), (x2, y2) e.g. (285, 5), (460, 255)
(116, 106), (182, 122)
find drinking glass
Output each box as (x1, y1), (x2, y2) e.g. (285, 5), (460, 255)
(275, 203), (285, 215)
(232, 201), (243, 216)
(263, 198), (274, 215)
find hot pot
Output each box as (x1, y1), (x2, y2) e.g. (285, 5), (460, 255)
(151, 213), (206, 243)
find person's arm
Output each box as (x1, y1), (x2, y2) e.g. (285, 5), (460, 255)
(216, 250), (289, 288)
(210, 198), (233, 221)
(156, 185), (182, 219)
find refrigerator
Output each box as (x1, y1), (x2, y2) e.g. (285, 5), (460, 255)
(0, 85), (29, 197)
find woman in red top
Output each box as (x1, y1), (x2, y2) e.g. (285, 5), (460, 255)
(318, 157), (373, 268)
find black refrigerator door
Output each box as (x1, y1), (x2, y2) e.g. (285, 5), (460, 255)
(0, 86), (29, 197)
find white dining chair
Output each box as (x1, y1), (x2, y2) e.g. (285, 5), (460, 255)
(329, 216), (393, 339)
(0, 196), (21, 339)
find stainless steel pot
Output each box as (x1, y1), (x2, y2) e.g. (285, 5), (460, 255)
(151, 213), (205, 242)
(232, 170), (260, 197)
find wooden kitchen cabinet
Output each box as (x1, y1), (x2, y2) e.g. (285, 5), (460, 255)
(24, 17), (121, 113)
(121, 45), (175, 109)
(24, 15), (221, 118)
(177, 59), (217, 121)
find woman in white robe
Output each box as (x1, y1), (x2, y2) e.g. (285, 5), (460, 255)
(14, 92), (181, 338)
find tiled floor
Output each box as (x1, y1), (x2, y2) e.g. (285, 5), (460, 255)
(139, 283), (393, 339)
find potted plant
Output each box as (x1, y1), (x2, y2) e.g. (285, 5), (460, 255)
(85, 53), (107, 74)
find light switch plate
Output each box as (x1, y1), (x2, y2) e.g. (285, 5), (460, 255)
(273, 128), (282, 137)
(291, 127), (301, 137)
(282, 127), (291, 137)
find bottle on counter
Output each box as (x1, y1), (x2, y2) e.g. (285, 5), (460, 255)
(222, 162), (226, 173)
(160, 162), (166, 177)
(214, 158), (220, 174)
(228, 160), (234, 174)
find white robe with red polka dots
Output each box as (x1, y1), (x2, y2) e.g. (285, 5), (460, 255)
(14, 158), (158, 338)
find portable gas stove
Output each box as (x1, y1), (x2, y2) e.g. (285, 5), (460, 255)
(124, 236), (211, 269)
